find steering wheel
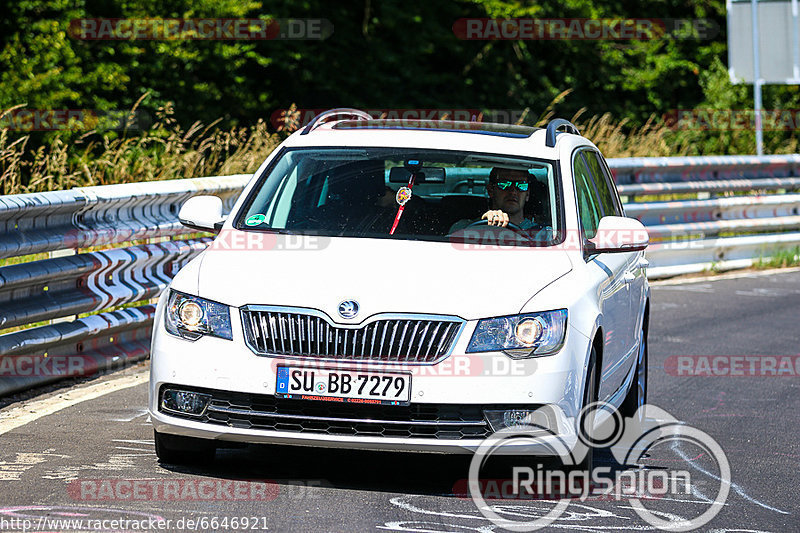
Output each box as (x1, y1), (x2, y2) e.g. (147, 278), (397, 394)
(465, 219), (524, 232)
(457, 219), (540, 244)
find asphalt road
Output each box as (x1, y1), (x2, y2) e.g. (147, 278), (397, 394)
(0, 269), (798, 532)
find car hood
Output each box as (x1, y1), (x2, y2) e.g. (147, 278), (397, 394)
(192, 234), (573, 321)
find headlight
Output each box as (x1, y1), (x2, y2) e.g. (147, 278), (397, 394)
(165, 290), (233, 341)
(466, 309), (567, 358)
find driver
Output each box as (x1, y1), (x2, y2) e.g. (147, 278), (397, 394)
(449, 167), (538, 232)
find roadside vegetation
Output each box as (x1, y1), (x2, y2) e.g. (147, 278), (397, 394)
(3, 85), (799, 196)
(753, 246), (800, 269)
(0, 100), (283, 195)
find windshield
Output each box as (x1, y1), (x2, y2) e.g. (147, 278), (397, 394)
(236, 148), (561, 247)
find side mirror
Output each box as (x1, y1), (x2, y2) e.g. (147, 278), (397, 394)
(587, 216), (649, 253)
(178, 195), (225, 232)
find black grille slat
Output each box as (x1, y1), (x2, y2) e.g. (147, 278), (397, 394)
(415, 322), (431, 362)
(316, 317), (322, 355)
(278, 314), (287, 353)
(268, 314), (278, 354)
(167, 387), (497, 440)
(242, 310), (460, 363)
(436, 323), (453, 357)
(407, 321), (421, 358)
(396, 321), (410, 358)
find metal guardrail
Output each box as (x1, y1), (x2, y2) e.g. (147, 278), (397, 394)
(0, 175), (249, 396)
(617, 177), (800, 197)
(609, 154), (800, 278)
(610, 154), (800, 185)
(1, 155), (799, 396)
(0, 175), (249, 259)
(0, 306), (155, 396)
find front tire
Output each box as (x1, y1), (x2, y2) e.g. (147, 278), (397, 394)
(575, 345), (599, 474)
(621, 324), (648, 423)
(154, 430), (216, 465)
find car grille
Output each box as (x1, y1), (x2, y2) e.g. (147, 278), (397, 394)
(241, 308), (463, 363)
(162, 387), (496, 440)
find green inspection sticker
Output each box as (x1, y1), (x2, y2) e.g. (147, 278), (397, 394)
(245, 214), (266, 226)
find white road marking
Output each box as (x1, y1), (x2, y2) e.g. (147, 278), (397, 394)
(0, 452), (68, 481)
(672, 441), (789, 515)
(734, 287), (800, 297)
(388, 495), (486, 521)
(656, 284), (716, 293)
(108, 408), (149, 422)
(43, 453), (144, 481)
(0, 370), (148, 436)
(384, 496), (675, 531)
(112, 439), (153, 446)
(651, 266), (800, 286)
(706, 530), (775, 532)
(378, 522), (496, 532)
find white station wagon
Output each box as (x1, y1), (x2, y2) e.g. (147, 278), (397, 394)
(148, 109), (650, 465)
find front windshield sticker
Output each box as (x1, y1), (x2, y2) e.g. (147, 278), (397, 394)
(245, 214), (267, 226)
(395, 186), (412, 206)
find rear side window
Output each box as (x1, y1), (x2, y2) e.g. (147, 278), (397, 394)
(573, 152), (602, 239)
(584, 151), (621, 217)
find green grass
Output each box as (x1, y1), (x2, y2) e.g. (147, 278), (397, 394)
(753, 246), (800, 269)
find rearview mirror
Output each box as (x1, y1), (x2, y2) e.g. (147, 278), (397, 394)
(388, 166), (446, 183)
(587, 216), (649, 253)
(178, 195), (225, 232)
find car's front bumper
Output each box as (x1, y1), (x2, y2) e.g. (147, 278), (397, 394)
(149, 301), (591, 454)
(150, 407), (578, 455)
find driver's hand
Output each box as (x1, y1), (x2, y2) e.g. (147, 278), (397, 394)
(482, 210), (510, 227)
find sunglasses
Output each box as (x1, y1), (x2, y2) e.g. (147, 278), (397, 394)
(493, 180), (529, 192)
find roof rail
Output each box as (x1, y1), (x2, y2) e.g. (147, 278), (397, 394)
(544, 118), (580, 148)
(300, 108), (372, 135)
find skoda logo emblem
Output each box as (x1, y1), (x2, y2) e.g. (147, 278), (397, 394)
(338, 300), (359, 319)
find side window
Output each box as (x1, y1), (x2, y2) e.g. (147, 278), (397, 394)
(573, 152), (602, 239)
(597, 152), (625, 215)
(584, 151), (622, 217)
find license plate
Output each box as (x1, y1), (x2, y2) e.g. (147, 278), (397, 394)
(275, 365), (411, 405)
